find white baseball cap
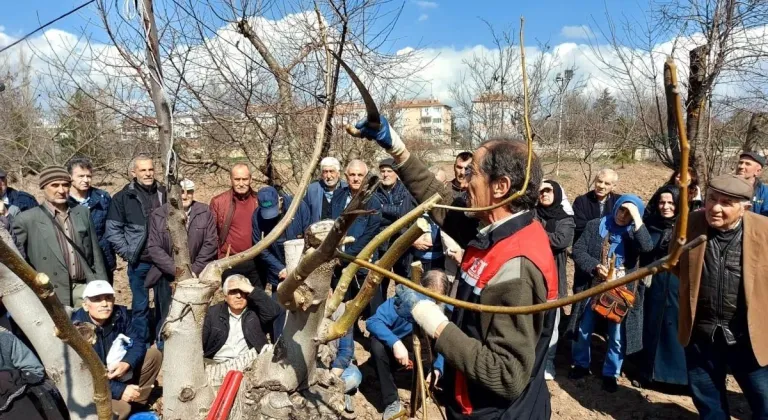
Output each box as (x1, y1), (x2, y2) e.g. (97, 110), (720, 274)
(82, 280), (115, 299)
(179, 178), (195, 191)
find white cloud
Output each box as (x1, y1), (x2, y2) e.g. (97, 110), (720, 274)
(560, 25), (593, 40)
(1, 11), (765, 118)
(415, 1), (438, 9)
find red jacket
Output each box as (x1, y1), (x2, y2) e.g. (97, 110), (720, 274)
(209, 189), (258, 258)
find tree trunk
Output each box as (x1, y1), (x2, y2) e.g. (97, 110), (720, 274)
(743, 112), (768, 152)
(161, 279), (217, 420)
(0, 229), (97, 420)
(687, 45), (710, 183)
(141, 0), (192, 279)
(663, 64), (681, 168)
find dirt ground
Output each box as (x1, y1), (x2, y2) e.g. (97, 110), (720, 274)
(13, 159), (754, 419)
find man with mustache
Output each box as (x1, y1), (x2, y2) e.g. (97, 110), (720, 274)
(106, 154), (167, 341)
(676, 174), (768, 419)
(734, 151), (768, 216)
(351, 117), (558, 419)
(305, 156), (347, 223)
(12, 166), (108, 307)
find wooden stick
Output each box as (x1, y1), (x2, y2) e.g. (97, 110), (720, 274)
(663, 57), (691, 268)
(432, 17), (533, 213)
(0, 239), (112, 420)
(334, 234), (706, 315)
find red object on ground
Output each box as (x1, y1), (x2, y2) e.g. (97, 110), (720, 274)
(206, 370), (244, 420)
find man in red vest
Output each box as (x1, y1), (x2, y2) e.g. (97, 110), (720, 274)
(354, 117), (558, 420)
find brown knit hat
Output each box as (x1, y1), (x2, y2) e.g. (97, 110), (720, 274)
(39, 166), (71, 189)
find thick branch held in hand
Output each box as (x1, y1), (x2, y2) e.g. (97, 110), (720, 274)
(276, 176), (380, 311)
(319, 218), (430, 343)
(326, 193), (443, 316)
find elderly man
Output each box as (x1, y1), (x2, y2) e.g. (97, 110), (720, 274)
(676, 174), (768, 419)
(210, 164), (262, 287)
(67, 157), (116, 283)
(0, 168), (37, 217)
(330, 160), (382, 309)
(305, 157), (347, 223)
(202, 275), (283, 363)
(352, 117), (558, 419)
(146, 179), (218, 347)
(71, 281), (162, 420)
(366, 270), (448, 419)
(735, 151), (768, 216)
(252, 185), (311, 338)
(13, 166), (108, 307)
(106, 154), (167, 338)
(572, 168), (620, 243)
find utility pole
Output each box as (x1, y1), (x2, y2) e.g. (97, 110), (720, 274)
(555, 69), (573, 176)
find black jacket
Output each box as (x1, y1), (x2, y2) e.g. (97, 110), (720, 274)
(374, 181), (417, 273)
(572, 191), (620, 243)
(202, 288), (283, 358)
(696, 224), (747, 343)
(106, 180), (167, 265)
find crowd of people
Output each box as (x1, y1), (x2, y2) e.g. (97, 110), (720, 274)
(0, 119), (766, 419)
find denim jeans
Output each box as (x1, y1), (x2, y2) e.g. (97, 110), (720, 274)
(127, 262), (152, 342)
(154, 277), (173, 350)
(545, 308), (562, 374)
(571, 299), (625, 377)
(686, 334), (768, 420)
(270, 284), (286, 341)
(340, 364), (362, 394)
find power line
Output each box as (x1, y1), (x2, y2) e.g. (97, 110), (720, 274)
(0, 0), (96, 55)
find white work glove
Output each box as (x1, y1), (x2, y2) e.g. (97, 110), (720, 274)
(411, 300), (449, 339)
(392, 340), (410, 367)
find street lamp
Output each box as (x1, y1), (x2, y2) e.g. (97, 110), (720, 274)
(555, 70), (574, 176)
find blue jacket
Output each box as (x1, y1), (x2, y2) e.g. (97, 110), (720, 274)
(366, 298), (445, 374)
(71, 305), (148, 400)
(68, 188), (116, 272)
(252, 194), (311, 286)
(305, 180), (347, 224)
(750, 179), (768, 216)
(413, 216), (444, 261)
(4, 188), (37, 213)
(330, 185), (382, 260)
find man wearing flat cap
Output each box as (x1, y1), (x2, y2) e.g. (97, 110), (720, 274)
(735, 151), (768, 216)
(12, 166), (108, 307)
(146, 178), (218, 348)
(675, 174), (768, 419)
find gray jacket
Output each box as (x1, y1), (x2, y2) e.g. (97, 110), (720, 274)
(12, 205), (108, 306)
(0, 330), (44, 383)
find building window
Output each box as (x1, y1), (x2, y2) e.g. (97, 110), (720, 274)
(433, 118), (442, 124)
(420, 117), (431, 124)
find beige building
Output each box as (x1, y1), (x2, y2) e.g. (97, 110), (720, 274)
(470, 93), (521, 141)
(391, 99), (453, 144)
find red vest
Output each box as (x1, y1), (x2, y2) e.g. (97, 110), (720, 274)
(454, 219), (558, 415)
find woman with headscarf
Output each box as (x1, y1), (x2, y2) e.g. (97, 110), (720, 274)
(567, 194), (653, 392)
(637, 185), (688, 388)
(534, 180), (575, 380)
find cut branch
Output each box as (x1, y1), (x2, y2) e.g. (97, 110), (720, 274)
(320, 218), (429, 343)
(326, 193), (442, 316)
(276, 177), (380, 311)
